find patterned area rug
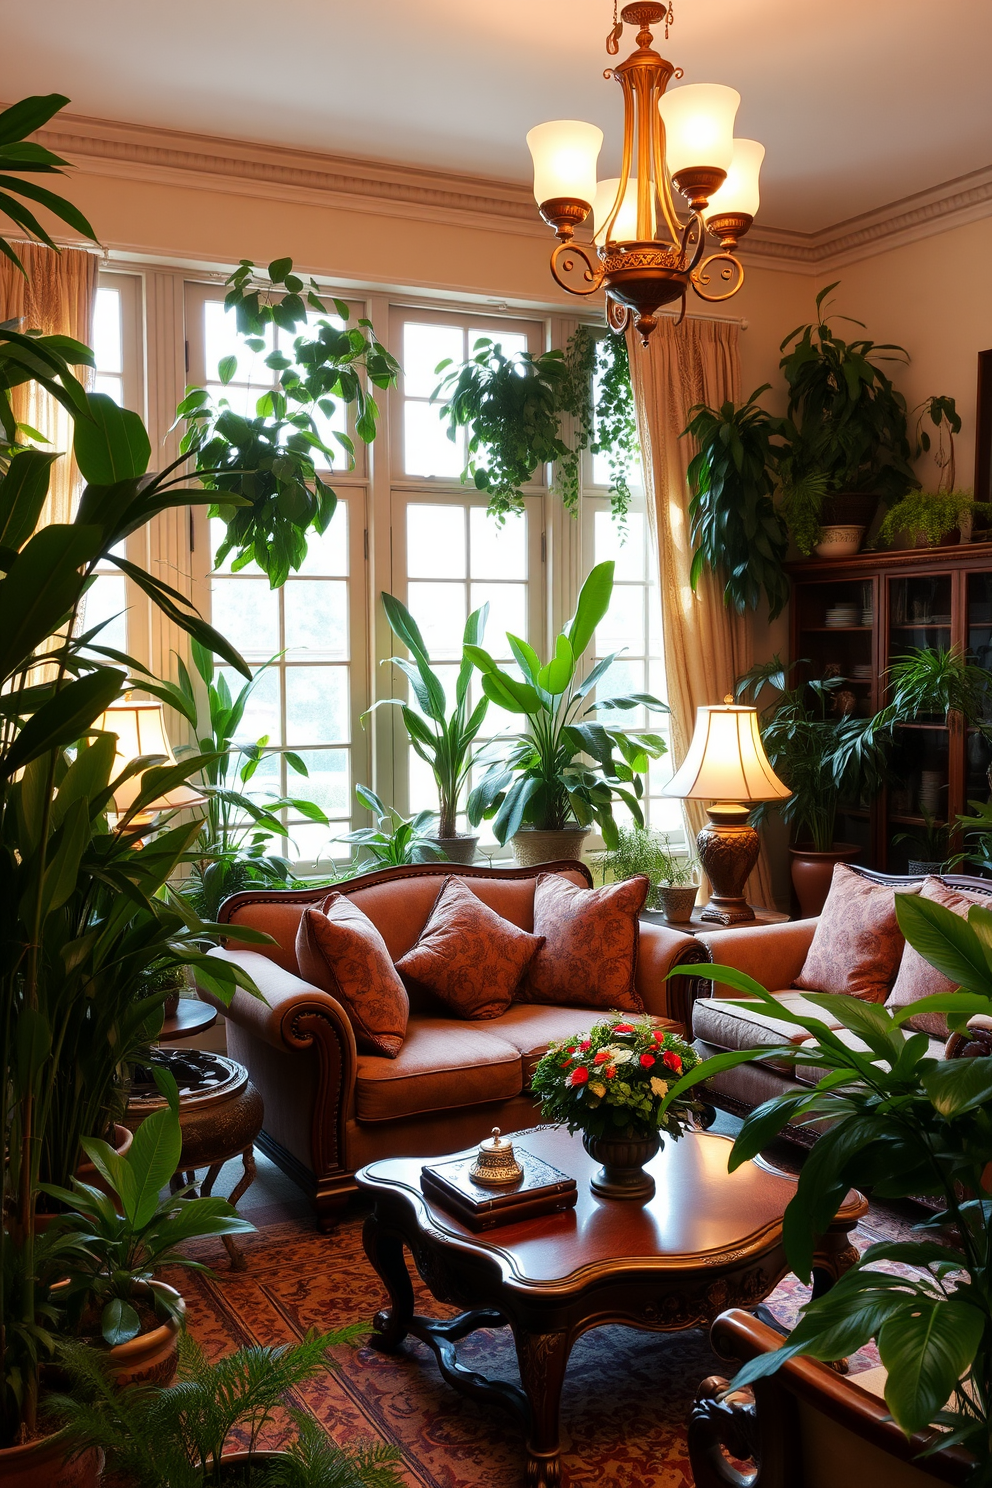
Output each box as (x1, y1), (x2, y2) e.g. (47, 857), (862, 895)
(166, 1138), (924, 1488)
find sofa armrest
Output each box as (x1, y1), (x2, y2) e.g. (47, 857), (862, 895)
(694, 919), (818, 1001)
(636, 922), (707, 1026)
(197, 949), (358, 1193)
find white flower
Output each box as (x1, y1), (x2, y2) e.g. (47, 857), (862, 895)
(650, 1076), (669, 1098)
(611, 1048), (634, 1065)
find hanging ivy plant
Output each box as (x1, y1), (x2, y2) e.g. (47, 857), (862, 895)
(177, 257), (399, 587)
(431, 325), (639, 524)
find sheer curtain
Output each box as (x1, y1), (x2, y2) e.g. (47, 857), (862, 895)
(626, 314), (776, 910)
(0, 241), (98, 527)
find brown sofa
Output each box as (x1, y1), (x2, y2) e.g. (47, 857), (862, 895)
(689, 868), (992, 1138)
(199, 860), (705, 1227)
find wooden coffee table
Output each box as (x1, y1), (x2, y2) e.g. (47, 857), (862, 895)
(357, 1126), (866, 1488)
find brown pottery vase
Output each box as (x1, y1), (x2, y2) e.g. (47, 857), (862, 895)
(583, 1128), (660, 1201)
(103, 1280), (185, 1388)
(789, 843), (860, 918)
(510, 826), (590, 867)
(0, 1432), (102, 1488)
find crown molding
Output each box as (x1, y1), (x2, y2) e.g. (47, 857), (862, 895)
(31, 111), (992, 275)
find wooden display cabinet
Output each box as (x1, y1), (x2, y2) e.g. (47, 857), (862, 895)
(787, 542), (992, 873)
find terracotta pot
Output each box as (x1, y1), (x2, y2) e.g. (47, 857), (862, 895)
(583, 1128), (660, 1201)
(218, 1449), (291, 1480)
(427, 833), (478, 865)
(102, 1281), (185, 1388)
(75, 1123), (132, 1197)
(510, 826), (590, 868)
(657, 885), (698, 924)
(814, 523), (865, 558)
(789, 843), (860, 918)
(0, 1431), (102, 1488)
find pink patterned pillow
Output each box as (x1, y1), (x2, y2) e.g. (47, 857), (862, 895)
(296, 893), (409, 1057)
(794, 863), (919, 1003)
(520, 873), (648, 1012)
(885, 877), (992, 1038)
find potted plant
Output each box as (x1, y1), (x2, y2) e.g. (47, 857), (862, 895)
(893, 807), (950, 874)
(465, 561), (669, 863)
(888, 646), (992, 734)
(337, 784), (445, 867)
(40, 1068), (253, 1388)
(531, 1016), (700, 1200)
(51, 1328), (404, 1487)
(600, 825), (698, 922)
(663, 891), (992, 1477)
(777, 282), (917, 555)
(872, 488), (990, 550)
(374, 592), (489, 863)
(737, 657), (900, 915)
(683, 387), (791, 618)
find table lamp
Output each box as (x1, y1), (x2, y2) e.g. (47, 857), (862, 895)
(661, 696), (790, 925)
(94, 697), (206, 825)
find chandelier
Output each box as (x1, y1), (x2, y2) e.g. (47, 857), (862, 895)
(526, 2), (763, 344)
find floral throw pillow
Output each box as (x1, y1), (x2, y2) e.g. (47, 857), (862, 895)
(296, 893), (409, 1058)
(794, 862), (920, 1003)
(394, 876), (544, 1020)
(520, 872), (648, 1012)
(885, 877), (992, 1038)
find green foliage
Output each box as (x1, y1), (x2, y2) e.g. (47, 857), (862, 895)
(737, 656), (900, 852)
(887, 646), (992, 730)
(178, 257), (399, 587)
(38, 1068), (252, 1347)
(0, 94), (98, 276)
(337, 785), (445, 867)
(176, 641), (330, 919)
(777, 471), (831, 557)
(950, 798), (992, 875)
(872, 489), (989, 549)
(374, 593), (489, 838)
(599, 825), (695, 907)
(892, 807), (950, 867)
(465, 562), (669, 847)
(531, 1016), (700, 1140)
(683, 387), (790, 618)
(914, 394), (961, 492)
(49, 1327), (403, 1488)
(560, 325), (638, 523)
(662, 892), (992, 1470)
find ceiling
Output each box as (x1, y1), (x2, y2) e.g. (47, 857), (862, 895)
(7, 0), (992, 234)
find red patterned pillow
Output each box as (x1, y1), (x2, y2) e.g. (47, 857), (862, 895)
(394, 876), (544, 1019)
(885, 877), (992, 1038)
(794, 863), (920, 1003)
(520, 873), (648, 1012)
(296, 893), (409, 1057)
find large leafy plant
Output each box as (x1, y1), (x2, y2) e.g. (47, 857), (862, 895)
(337, 784), (443, 867)
(178, 257), (399, 586)
(664, 891), (992, 1478)
(683, 386), (790, 619)
(465, 561), (669, 848)
(375, 592), (489, 839)
(0, 93), (97, 275)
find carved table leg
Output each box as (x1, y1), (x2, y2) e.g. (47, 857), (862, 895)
(363, 1212), (415, 1353)
(513, 1328), (573, 1488)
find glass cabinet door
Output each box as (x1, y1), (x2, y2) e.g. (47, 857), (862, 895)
(885, 573), (953, 872)
(967, 572), (992, 805)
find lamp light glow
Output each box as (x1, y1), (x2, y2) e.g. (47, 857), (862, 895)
(704, 138), (764, 222)
(94, 698), (206, 817)
(657, 83), (739, 175)
(526, 120), (603, 208)
(593, 177), (655, 244)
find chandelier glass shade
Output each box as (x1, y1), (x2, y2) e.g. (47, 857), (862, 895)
(526, 2), (764, 344)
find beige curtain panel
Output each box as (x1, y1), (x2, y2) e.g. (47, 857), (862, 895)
(627, 314), (776, 910)
(0, 240), (98, 528)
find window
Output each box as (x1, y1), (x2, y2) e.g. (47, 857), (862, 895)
(186, 282), (370, 868)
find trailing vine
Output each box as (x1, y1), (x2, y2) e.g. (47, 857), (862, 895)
(431, 324), (639, 525)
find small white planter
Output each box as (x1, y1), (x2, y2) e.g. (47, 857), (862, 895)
(510, 826), (591, 868)
(814, 524), (865, 558)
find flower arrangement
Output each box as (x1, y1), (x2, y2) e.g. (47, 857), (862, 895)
(531, 1017), (701, 1140)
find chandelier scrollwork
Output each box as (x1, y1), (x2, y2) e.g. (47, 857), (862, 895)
(526, 2), (763, 345)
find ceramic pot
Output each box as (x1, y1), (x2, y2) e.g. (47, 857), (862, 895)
(789, 843), (860, 918)
(657, 885), (698, 924)
(103, 1281), (185, 1388)
(510, 826), (590, 868)
(0, 1432), (102, 1488)
(36, 1123), (134, 1231)
(583, 1128), (660, 1201)
(427, 833), (478, 865)
(814, 524), (865, 558)
(218, 1449), (291, 1481)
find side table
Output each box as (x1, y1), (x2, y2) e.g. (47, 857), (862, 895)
(642, 905), (789, 937)
(125, 1049), (263, 1270)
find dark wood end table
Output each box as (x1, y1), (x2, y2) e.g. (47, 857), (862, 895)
(357, 1126), (865, 1488)
(642, 905), (790, 936)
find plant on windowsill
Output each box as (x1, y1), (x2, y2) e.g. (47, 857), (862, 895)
(599, 825), (697, 921)
(465, 561), (669, 864)
(560, 324), (639, 524)
(177, 257), (400, 587)
(371, 593), (489, 863)
(662, 891), (992, 1479)
(337, 785), (445, 868)
(50, 1328), (404, 1488)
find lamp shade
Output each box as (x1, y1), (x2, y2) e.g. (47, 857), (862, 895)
(704, 138), (765, 222)
(526, 120), (603, 206)
(658, 83), (739, 176)
(661, 700), (790, 804)
(94, 698), (205, 815)
(593, 177), (654, 244)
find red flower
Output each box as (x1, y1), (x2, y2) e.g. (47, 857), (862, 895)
(593, 1049), (611, 1065)
(639, 1052), (656, 1068)
(613, 1023), (635, 1034)
(559, 1060), (573, 1068)
(651, 1030), (664, 1044)
(605, 1065), (617, 1080)
(568, 1066), (589, 1086)
(662, 1050), (683, 1073)
(565, 1047), (576, 1056)
(579, 1039), (591, 1052)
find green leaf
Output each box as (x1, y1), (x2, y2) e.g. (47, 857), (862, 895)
(537, 632), (575, 695)
(126, 1104), (183, 1228)
(0, 449), (57, 551)
(894, 891), (992, 993)
(567, 561), (614, 659)
(924, 1057), (992, 1118)
(102, 1297), (142, 1347)
(879, 1297), (983, 1435)
(73, 393), (151, 483)
(3, 668), (124, 777)
(217, 354), (237, 385)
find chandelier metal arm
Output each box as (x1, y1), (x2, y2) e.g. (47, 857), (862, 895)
(549, 241), (606, 297)
(690, 251), (746, 302)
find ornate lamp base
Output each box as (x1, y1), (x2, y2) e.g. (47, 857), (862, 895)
(696, 802), (759, 925)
